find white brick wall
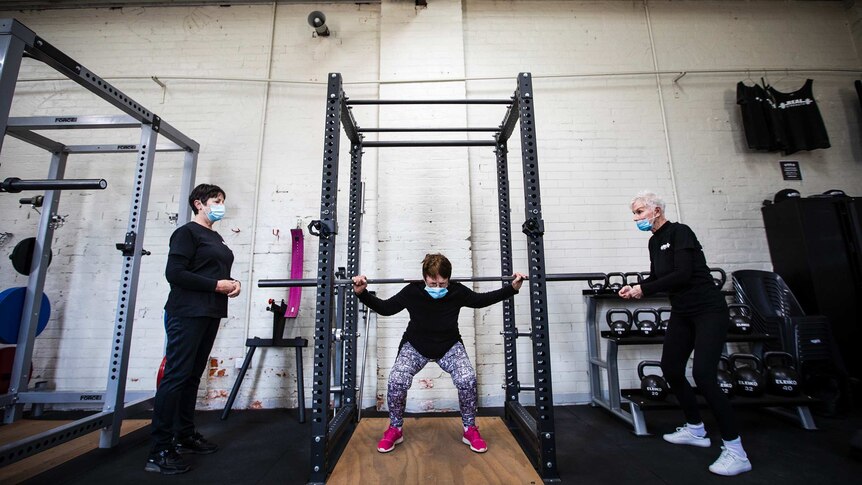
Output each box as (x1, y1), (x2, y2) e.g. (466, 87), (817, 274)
(1, 1), (860, 414)
(373, 0), (474, 412)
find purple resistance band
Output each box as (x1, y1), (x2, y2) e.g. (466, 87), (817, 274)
(284, 228), (304, 318)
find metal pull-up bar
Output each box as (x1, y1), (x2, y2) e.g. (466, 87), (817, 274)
(0, 177), (107, 193)
(359, 128), (500, 133)
(258, 273), (607, 288)
(347, 99), (512, 105)
(363, 140), (498, 148)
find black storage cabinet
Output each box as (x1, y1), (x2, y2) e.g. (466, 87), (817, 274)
(761, 196), (862, 381)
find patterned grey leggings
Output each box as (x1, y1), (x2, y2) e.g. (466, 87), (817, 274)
(387, 341), (478, 428)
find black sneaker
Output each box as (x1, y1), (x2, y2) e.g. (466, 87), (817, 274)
(175, 432), (219, 455)
(144, 448), (191, 475)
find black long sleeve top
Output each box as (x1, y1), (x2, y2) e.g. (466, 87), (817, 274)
(164, 221), (234, 318)
(639, 222), (725, 315)
(357, 281), (518, 359)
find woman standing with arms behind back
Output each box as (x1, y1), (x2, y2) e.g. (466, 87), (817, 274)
(618, 191), (752, 476)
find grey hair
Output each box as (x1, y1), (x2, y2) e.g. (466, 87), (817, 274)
(631, 191), (665, 212)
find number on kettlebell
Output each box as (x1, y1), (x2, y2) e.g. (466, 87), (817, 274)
(729, 353), (765, 397)
(605, 308), (633, 338)
(638, 360), (668, 400)
(633, 308), (659, 338)
(717, 356), (735, 398)
(727, 304), (753, 335)
(764, 351), (800, 397)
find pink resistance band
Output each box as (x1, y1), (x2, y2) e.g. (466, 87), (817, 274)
(284, 228), (304, 318)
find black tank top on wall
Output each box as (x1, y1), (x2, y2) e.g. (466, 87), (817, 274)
(767, 79), (830, 155)
(736, 82), (783, 151)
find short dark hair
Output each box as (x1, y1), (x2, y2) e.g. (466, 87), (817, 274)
(422, 253), (452, 279)
(189, 183), (226, 215)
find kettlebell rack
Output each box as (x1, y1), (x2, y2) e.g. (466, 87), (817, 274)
(584, 288), (818, 435)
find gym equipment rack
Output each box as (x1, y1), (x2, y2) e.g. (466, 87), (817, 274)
(583, 288), (817, 435)
(0, 18), (199, 466)
(260, 72), (604, 484)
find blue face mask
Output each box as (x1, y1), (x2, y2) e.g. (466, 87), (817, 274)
(425, 286), (448, 299)
(206, 204), (226, 222)
(636, 217), (653, 231)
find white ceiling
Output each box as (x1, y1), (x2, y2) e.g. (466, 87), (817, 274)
(0, 0), (847, 13)
(0, 0), (378, 11)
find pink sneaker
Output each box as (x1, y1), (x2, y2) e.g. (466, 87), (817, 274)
(462, 426), (488, 453)
(377, 426), (403, 453)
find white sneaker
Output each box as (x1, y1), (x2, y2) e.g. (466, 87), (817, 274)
(662, 426), (711, 448)
(709, 446), (753, 476)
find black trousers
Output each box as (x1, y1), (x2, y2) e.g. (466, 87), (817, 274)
(661, 308), (739, 441)
(151, 315), (220, 450)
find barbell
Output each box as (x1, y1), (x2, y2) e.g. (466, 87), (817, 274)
(258, 272), (607, 288)
(1, 177), (107, 193)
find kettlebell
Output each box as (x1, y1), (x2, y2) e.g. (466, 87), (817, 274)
(638, 271), (651, 282)
(606, 309), (633, 338)
(709, 267), (727, 289)
(633, 308), (659, 338)
(763, 351), (800, 396)
(717, 356), (735, 398)
(730, 353), (765, 397)
(727, 304), (753, 335)
(588, 274), (608, 291)
(624, 272), (642, 286)
(607, 272), (626, 292)
(638, 360), (668, 400)
(656, 307), (671, 336)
